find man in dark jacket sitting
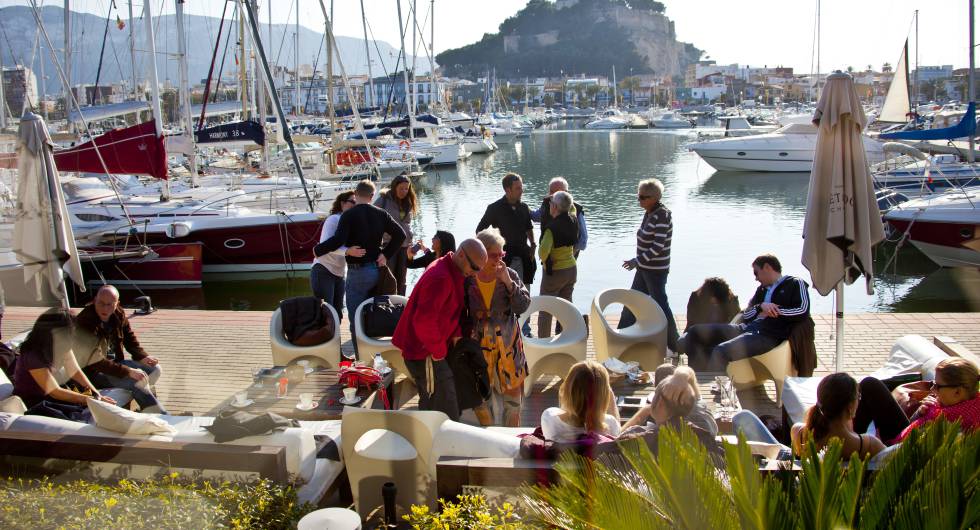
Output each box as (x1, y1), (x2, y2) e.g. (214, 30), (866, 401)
(76, 285), (166, 413)
(677, 254), (810, 372)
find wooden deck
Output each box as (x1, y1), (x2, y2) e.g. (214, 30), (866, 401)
(4, 306), (980, 425)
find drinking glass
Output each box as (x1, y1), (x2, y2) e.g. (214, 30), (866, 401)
(252, 367), (264, 388)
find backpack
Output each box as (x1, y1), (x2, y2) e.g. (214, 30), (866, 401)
(362, 296), (404, 338)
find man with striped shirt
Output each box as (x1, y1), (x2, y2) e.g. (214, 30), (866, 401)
(620, 178), (679, 351)
(677, 254), (811, 372)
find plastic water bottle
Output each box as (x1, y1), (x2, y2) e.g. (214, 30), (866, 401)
(679, 354), (688, 367)
(373, 352), (384, 372)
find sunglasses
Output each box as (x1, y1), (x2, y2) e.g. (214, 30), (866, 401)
(460, 249), (480, 271)
(637, 194), (651, 200)
(488, 250), (507, 260)
(344, 199), (356, 205)
(930, 381), (959, 391)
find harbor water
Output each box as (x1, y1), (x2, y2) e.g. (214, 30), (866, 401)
(115, 122), (980, 314)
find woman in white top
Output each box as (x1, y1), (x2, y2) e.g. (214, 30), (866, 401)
(541, 360), (622, 443)
(311, 191), (365, 320)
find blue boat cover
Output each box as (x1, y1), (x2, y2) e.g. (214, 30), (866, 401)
(880, 102), (976, 141)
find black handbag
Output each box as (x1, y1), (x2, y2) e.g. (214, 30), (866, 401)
(363, 295), (404, 338)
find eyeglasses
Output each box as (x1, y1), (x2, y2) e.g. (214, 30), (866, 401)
(488, 250), (506, 261)
(459, 249), (480, 271)
(637, 194), (651, 200)
(344, 199), (356, 205)
(930, 381), (959, 391)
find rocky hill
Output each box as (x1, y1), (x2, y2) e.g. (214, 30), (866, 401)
(0, 5), (419, 96)
(435, 0), (701, 79)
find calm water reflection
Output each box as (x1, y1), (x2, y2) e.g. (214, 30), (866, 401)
(114, 122), (980, 313)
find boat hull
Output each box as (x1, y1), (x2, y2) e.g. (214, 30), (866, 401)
(137, 213), (327, 273)
(83, 243), (203, 286)
(692, 148), (816, 172)
(886, 219), (980, 268)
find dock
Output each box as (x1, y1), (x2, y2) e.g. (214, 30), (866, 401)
(4, 307), (980, 423)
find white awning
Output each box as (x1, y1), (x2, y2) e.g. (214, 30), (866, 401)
(69, 101), (151, 123)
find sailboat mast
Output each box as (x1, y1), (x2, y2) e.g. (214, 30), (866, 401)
(239, 0), (314, 211)
(411, 0), (418, 115)
(0, 46), (6, 130)
(143, 0), (168, 197)
(63, 0), (70, 116)
(914, 10), (919, 108)
(39, 37), (48, 120)
(294, 0), (300, 115)
(612, 65), (617, 108)
(430, 0), (437, 112)
(396, 0), (414, 140)
(327, 0), (337, 174)
(255, 0), (269, 174)
(360, 0), (374, 108)
(969, 0), (975, 163)
(175, 0), (198, 184)
(128, 0), (137, 98)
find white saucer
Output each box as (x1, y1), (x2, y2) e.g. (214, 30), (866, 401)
(304, 367), (315, 374)
(295, 401), (319, 411)
(230, 399), (254, 408)
(339, 395), (362, 405)
(378, 366), (392, 375)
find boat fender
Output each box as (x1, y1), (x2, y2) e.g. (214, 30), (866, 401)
(166, 222), (192, 239)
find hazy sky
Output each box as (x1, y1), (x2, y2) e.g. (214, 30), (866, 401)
(3, 0), (976, 73)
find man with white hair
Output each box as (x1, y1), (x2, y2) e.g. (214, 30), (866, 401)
(76, 285), (167, 413)
(531, 176), (588, 256)
(620, 178), (679, 352)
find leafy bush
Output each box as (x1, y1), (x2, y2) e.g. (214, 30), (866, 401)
(404, 493), (529, 529)
(0, 473), (314, 530)
(519, 419), (980, 530)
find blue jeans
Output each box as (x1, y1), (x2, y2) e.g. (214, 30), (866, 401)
(619, 268), (679, 351)
(310, 264), (345, 322)
(732, 410), (792, 459)
(345, 262), (379, 358)
(90, 360), (167, 414)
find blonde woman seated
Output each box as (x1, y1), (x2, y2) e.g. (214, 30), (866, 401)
(541, 360), (622, 443)
(623, 364), (717, 435)
(790, 372), (885, 460)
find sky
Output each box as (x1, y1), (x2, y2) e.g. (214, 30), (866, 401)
(3, 0), (977, 74)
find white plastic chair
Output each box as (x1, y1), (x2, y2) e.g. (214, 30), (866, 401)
(341, 407), (448, 518)
(590, 288), (668, 371)
(354, 295), (411, 382)
(726, 340), (796, 406)
(517, 295), (588, 396)
(270, 303), (341, 368)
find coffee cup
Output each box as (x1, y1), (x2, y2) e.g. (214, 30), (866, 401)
(342, 387), (357, 402)
(234, 391), (248, 405)
(299, 392), (313, 408)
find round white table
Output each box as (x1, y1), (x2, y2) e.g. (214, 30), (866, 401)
(297, 507), (361, 530)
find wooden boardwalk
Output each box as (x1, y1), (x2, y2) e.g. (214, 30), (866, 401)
(4, 306), (980, 424)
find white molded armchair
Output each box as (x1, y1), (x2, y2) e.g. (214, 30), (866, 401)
(591, 288), (668, 371)
(517, 296), (588, 396)
(354, 295), (411, 382)
(341, 407), (447, 518)
(270, 303), (341, 368)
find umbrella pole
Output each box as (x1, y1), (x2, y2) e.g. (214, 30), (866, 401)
(835, 282), (844, 372)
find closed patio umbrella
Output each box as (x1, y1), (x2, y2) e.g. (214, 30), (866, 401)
(802, 72), (886, 371)
(8, 112), (85, 307)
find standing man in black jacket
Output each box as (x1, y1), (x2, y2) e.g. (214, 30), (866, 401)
(676, 254), (810, 371)
(315, 180), (406, 353)
(476, 173), (537, 287)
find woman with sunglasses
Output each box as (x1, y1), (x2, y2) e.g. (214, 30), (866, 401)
(374, 174), (419, 295)
(791, 372), (885, 459)
(463, 228), (531, 426)
(853, 358), (980, 445)
(311, 191), (365, 319)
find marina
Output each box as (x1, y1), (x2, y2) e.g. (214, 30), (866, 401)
(2, 0), (980, 527)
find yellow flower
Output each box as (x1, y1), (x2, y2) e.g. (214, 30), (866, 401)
(105, 497), (118, 509)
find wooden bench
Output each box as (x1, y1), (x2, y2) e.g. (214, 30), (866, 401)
(437, 457), (559, 500)
(0, 430), (290, 483)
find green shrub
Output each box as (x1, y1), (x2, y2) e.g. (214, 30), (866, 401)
(0, 473), (314, 530)
(404, 493), (530, 529)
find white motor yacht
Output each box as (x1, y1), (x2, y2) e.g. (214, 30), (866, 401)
(650, 111), (692, 129)
(687, 123), (887, 172)
(584, 109), (629, 130)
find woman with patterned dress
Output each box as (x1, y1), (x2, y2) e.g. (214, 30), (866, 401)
(464, 228), (531, 426)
